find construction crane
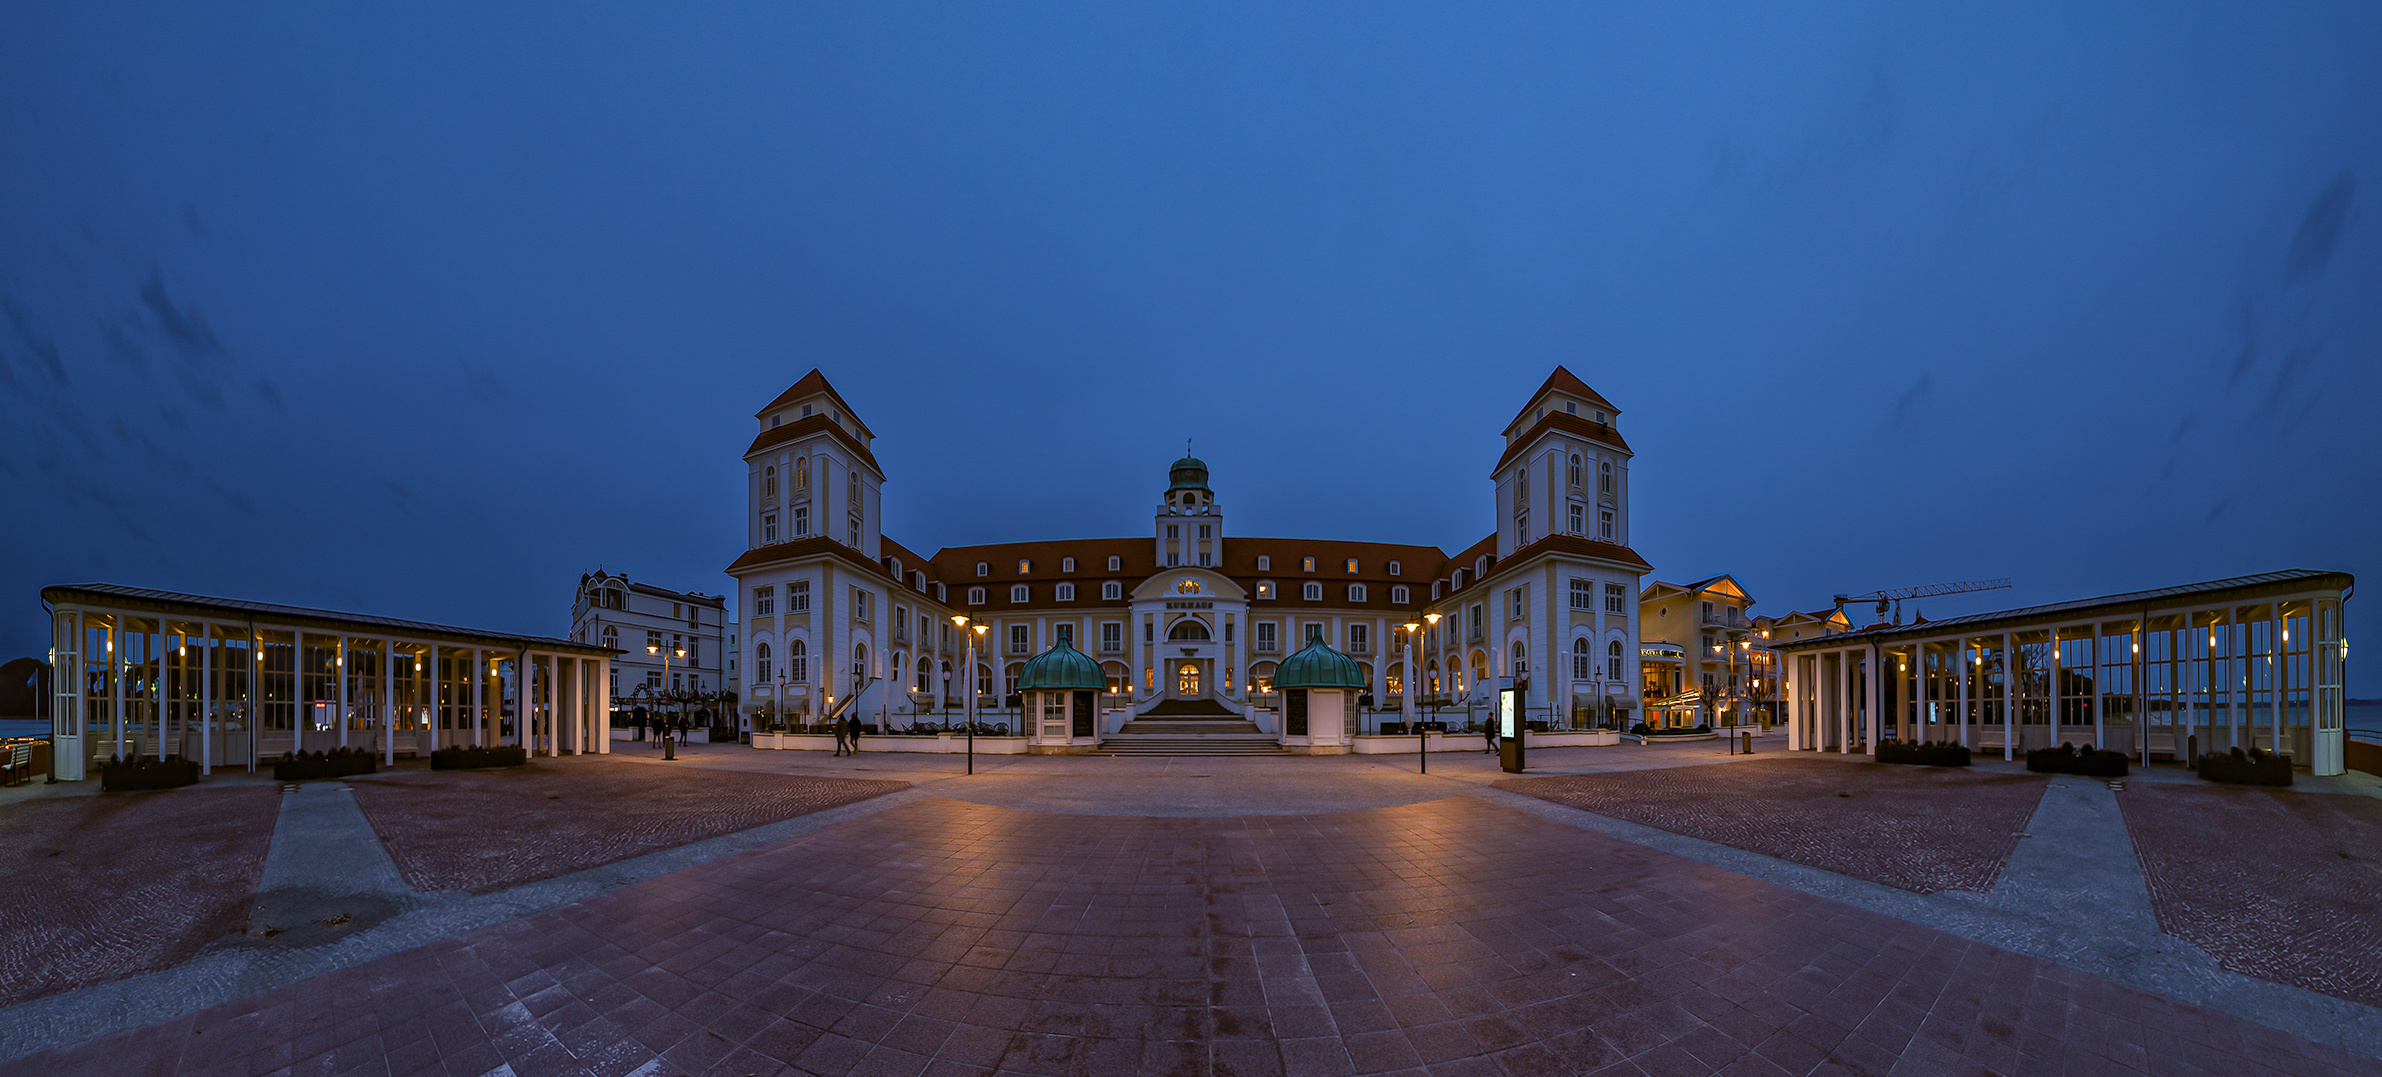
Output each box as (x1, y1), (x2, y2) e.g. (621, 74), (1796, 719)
(1833, 578), (2011, 627)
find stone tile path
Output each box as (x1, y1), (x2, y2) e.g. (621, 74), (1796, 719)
(0, 786), (279, 1007)
(349, 761), (908, 893)
(19, 795), (2380, 1077)
(1496, 756), (2050, 893)
(2121, 783), (2382, 1008)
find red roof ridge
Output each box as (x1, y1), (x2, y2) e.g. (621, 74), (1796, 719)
(755, 369), (875, 438)
(1503, 365), (1620, 435)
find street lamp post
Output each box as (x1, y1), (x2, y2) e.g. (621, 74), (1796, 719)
(954, 615), (987, 775)
(1403, 618), (1423, 773)
(647, 640), (684, 760)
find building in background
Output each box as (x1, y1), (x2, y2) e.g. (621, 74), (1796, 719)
(569, 572), (730, 710)
(1639, 575), (1775, 731)
(725, 367), (1650, 739)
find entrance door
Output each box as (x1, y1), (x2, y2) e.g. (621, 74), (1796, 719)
(1176, 663), (1200, 697)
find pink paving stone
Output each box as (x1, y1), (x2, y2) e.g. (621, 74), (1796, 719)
(0, 785), (280, 1006)
(347, 759), (907, 894)
(1496, 756), (2051, 893)
(16, 795), (2379, 1077)
(2120, 782), (2382, 1008)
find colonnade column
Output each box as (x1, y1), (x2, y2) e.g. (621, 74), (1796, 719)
(1864, 649), (1881, 754)
(200, 625), (214, 775)
(383, 642), (396, 765)
(337, 637), (350, 749)
(2001, 631), (2015, 761)
(2092, 629), (2105, 751)
(597, 658), (612, 754)
(1917, 643), (1930, 743)
(427, 646), (441, 755)
(1835, 649), (1849, 754)
(2272, 603), (2286, 754)
(1958, 640), (1970, 749)
(1784, 654), (1800, 751)
(472, 647), (485, 748)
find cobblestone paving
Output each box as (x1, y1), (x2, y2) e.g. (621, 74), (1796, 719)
(348, 760), (907, 894)
(1495, 757), (2051, 894)
(21, 794), (2378, 1077)
(0, 786), (280, 1007)
(2121, 783), (2382, 1009)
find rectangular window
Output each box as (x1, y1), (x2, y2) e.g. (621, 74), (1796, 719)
(1010, 624), (1030, 654)
(968, 587), (985, 605)
(755, 587), (775, 616)
(1144, 619), (1154, 643)
(1056, 583), (1076, 601)
(791, 580), (811, 612)
(761, 513), (778, 543)
(646, 629), (662, 653)
(1257, 582), (1276, 599)
(853, 590), (871, 621)
(1468, 604), (1482, 640)
(1166, 525), (1179, 539)
(1345, 558), (1358, 574)
(1609, 656), (1622, 680)
(1166, 553), (1179, 567)
(1390, 585), (1409, 604)
(1223, 619), (1234, 643)
(894, 606), (909, 641)
(1510, 587), (1525, 620)
(1569, 579), (1591, 611)
(1199, 525), (1211, 539)
(1599, 509), (1614, 541)
(1348, 584), (1368, 603)
(1568, 503), (1583, 535)
(1302, 582), (1322, 601)
(1108, 556), (1121, 571)
(1256, 622), (1277, 652)
(793, 505), (809, 537)
(1101, 622), (1122, 652)
(1257, 555), (1271, 571)
(1348, 623), (1369, 653)
(1604, 583), (1624, 614)
(1011, 584), (1029, 603)
(848, 517), (861, 546)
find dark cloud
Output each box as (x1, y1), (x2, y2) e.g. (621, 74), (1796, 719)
(2286, 172), (2355, 282)
(137, 269), (227, 358)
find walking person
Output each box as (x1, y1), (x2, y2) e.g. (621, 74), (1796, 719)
(832, 715), (849, 756)
(847, 714), (863, 754)
(632, 709), (647, 742)
(1483, 719), (1498, 755)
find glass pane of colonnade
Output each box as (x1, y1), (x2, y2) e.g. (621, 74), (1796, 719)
(48, 607), (613, 778)
(1789, 597), (2345, 773)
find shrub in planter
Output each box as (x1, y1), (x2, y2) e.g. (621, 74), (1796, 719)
(2196, 746), (2292, 786)
(1876, 739), (1973, 767)
(431, 745), (531, 770)
(272, 747), (382, 781)
(1629, 722), (1651, 736)
(100, 754), (201, 792)
(2025, 743), (2130, 777)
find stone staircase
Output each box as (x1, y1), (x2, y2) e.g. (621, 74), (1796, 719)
(1091, 719), (1286, 756)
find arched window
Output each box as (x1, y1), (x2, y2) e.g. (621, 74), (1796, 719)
(1004, 662), (1023, 697)
(1607, 639), (1623, 681)
(1107, 556), (1122, 571)
(764, 465), (778, 500)
(1167, 619), (1212, 641)
(1302, 582), (1322, 601)
(1600, 460), (1613, 496)
(852, 643), (868, 678)
(1101, 581), (1122, 601)
(754, 642), (772, 683)
(1390, 586), (1409, 604)
(600, 625), (618, 649)
(1426, 661), (1441, 694)
(1511, 641), (1528, 679)
(1348, 584), (1368, 603)
(1010, 584), (1029, 603)
(1061, 557), (1076, 572)
(891, 652), (903, 688)
(1257, 581), (1276, 600)
(977, 663), (993, 697)
(789, 639), (807, 683)
(1572, 637), (1591, 680)
(968, 587), (986, 605)
(1056, 583), (1076, 602)
(794, 456), (809, 491)
(1568, 454), (1581, 488)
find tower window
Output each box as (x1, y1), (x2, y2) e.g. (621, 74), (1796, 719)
(791, 580), (810, 612)
(1565, 401), (1576, 416)
(1599, 509), (1615, 541)
(1600, 460), (1614, 495)
(1198, 524), (1211, 539)
(792, 505), (808, 537)
(1166, 525), (1179, 540)
(801, 404), (812, 418)
(1568, 454), (1581, 487)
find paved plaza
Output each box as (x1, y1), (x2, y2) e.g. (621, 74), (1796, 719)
(0, 741), (2377, 1076)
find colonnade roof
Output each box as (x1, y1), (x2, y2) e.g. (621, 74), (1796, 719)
(1771, 569), (2353, 652)
(42, 583), (619, 656)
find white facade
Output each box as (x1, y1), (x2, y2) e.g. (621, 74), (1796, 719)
(726, 367), (1650, 735)
(569, 573), (731, 706)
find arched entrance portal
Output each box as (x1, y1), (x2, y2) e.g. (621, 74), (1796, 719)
(1176, 663), (1201, 697)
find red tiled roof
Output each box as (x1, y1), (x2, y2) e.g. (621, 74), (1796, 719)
(1491, 411), (1632, 476)
(754, 369), (875, 437)
(723, 537), (893, 578)
(1502, 365), (1620, 435)
(742, 413), (883, 474)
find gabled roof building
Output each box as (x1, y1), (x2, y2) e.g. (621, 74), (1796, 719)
(726, 366), (1651, 748)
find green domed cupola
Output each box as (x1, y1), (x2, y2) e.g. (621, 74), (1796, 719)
(1167, 454), (1211, 493)
(1274, 625), (1366, 689)
(1016, 637), (1106, 692)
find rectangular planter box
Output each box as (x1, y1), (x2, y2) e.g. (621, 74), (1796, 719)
(748, 733), (1031, 755)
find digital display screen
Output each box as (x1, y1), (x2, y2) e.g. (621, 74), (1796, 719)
(1499, 689), (1517, 739)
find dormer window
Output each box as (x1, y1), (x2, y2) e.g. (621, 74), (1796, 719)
(1017, 559), (1032, 575)
(1257, 555), (1271, 571)
(1388, 561), (1401, 576)
(976, 562), (989, 577)
(1345, 559), (1359, 574)
(1256, 581), (1276, 599)
(1107, 555), (1121, 571)
(1061, 557), (1076, 573)
(1475, 556), (1488, 575)
(1302, 557), (1315, 573)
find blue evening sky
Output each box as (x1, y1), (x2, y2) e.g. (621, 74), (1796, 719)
(2, 4), (2377, 684)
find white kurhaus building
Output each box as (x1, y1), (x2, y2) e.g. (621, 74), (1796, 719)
(567, 572), (731, 705)
(726, 368), (1652, 742)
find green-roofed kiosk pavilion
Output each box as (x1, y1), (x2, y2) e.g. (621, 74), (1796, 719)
(1274, 626), (1366, 754)
(1017, 635), (1108, 753)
